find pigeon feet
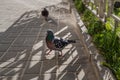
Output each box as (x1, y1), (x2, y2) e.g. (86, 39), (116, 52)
(58, 52), (63, 57)
(46, 49), (52, 55)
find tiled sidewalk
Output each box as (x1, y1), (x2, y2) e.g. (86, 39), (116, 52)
(0, 3), (98, 80)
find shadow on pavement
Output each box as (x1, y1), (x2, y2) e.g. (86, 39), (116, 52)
(0, 10), (42, 80)
(0, 3), (96, 80)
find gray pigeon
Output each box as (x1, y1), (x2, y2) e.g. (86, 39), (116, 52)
(46, 29), (76, 56)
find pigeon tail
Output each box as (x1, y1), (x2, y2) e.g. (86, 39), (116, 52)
(67, 40), (76, 43)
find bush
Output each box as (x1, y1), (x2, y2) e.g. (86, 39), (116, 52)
(74, 1), (120, 79)
(75, 0), (85, 13)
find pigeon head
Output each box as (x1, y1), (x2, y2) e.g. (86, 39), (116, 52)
(44, 8), (47, 11)
(47, 29), (54, 35)
(46, 29), (54, 41)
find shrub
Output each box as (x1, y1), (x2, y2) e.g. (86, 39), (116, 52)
(75, 0), (85, 13)
(74, 1), (120, 79)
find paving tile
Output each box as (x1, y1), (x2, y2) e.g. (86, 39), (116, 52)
(32, 40), (45, 51)
(58, 72), (77, 80)
(29, 55), (42, 61)
(12, 43), (33, 47)
(8, 46), (30, 52)
(39, 31), (46, 37)
(24, 61), (42, 74)
(27, 20), (40, 27)
(22, 74), (39, 80)
(70, 47), (85, 57)
(30, 28), (41, 32)
(58, 49), (74, 65)
(0, 43), (11, 52)
(31, 50), (43, 56)
(13, 36), (36, 45)
(13, 38), (26, 44)
(6, 33), (18, 38)
(76, 69), (86, 80)
(22, 27), (32, 32)
(0, 33), (10, 38)
(39, 73), (57, 80)
(0, 33), (18, 41)
(15, 51), (30, 61)
(0, 52), (4, 57)
(21, 27), (40, 35)
(80, 63), (96, 80)
(58, 64), (82, 73)
(0, 76), (20, 80)
(41, 59), (57, 74)
(58, 48), (88, 65)
(55, 31), (76, 39)
(61, 48), (73, 55)
(34, 37), (45, 44)
(42, 50), (56, 60)
(0, 38), (15, 44)
(6, 26), (24, 33)
(0, 52), (18, 62)
(0, 67), (23, 76)
(31, 47), (44, 56)
(76, 56), (89, 65)
(0, 61), (27, 68)
(0, 61), (13, 68)
(43, 54), (56, 60)
(42, 27), (57, 33)
(72, 42), (83, 47)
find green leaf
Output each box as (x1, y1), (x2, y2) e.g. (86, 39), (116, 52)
(105, 22), (112, 31)
(116, 27), (120, 38)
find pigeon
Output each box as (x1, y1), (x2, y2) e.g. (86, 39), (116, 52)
(45, 29), (76, 56)
(41, 8), (49, 21)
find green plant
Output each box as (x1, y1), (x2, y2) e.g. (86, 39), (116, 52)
(116, 27), (120, 38)
(89, 2), (96, 10)
(106, 18), (115, 29)
(114, 8), (120, 17)
(93, 33), (104, 48)
(105, 21), (113, 31)
(75, 0), (85, 13)
(83, 9), (93, 22)
(88, 21), (104, 35)
(74, 1), (120, 79)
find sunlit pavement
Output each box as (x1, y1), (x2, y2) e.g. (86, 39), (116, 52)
(0, 0), (61, 32)
(0, 1), (98, 80)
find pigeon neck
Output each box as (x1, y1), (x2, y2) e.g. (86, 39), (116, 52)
(46, 35), (54, 41)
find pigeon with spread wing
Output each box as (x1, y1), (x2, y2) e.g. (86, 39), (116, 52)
(45, 29), (76, 56)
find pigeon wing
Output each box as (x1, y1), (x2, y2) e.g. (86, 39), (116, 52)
(53, 38), (68, 49)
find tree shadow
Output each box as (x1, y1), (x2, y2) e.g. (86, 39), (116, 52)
(0, 10), (44, 80)
(0, 3), (97, 80)
(36, 19), (93, 80)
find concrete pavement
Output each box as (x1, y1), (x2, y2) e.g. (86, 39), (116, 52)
(0, 1), (100, 80)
